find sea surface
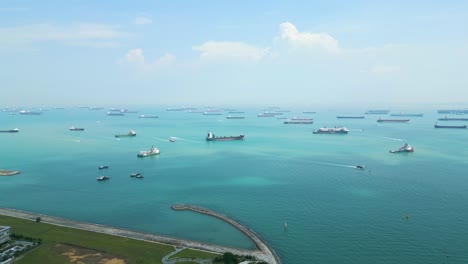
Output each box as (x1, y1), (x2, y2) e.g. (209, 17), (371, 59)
(1, 107), (468, 264)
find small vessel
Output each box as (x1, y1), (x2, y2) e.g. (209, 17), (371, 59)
(137, 146), (160, 157)
(284, 120), (313, 124)
(130, 173), (144, 178)
(389, 143), (414, 153)
(107, 112), (124, 116)
(356, 165), (365, 169)
(139, 115), (158, 118)
(206, 132), (245, 141)
(69, 126), (85, 131)
(434, 122), (467, 129)
(0, 128), (19, 133)
(438, 109), (468, 114)
(390, 113), (423, 117)
(365, 110), (390, 115)
(437, 115), (468, 121)
(226, 116), (245, 119)
(313, 127), (349, 134)
(336, 115), (365, 119)
(19, 110), (42, 115)
(96, 176), (110, 181)
(377, 117), (410, 123)
(284, 221), (288, 229)
(169, 137), (176, 142)
(257, 113), (275, 117)
(115, 130), (136, 137)
(98, 165), (109, 170)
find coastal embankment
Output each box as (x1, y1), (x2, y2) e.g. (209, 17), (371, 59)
(0, 206), (280, 264)
(171, 204), (281, 264)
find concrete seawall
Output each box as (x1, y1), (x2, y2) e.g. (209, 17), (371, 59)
(0, 206), (281, 264)
(171, 204), (281, 264)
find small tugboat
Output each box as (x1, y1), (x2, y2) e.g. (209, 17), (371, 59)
(0, 128), (19, 133)
(206, 132), (245, 141)
(96, 176), (110, 181)
(69, 126), (85, 131)
(137, 146), (160, 157)
(169, 137), (176, 142)
(313, 126), (349, 134)
(115, 130), (136, 137)
(130, 173), (144, 178)
(356, 165), (365, 169)
(389, 143), (414, 153)
(98, 165), (109, 170)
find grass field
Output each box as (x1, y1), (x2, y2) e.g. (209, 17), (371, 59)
(168, 248), (219, 260)
(0, 215), (218, 264)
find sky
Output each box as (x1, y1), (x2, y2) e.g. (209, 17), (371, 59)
(1, 0), (468, 108)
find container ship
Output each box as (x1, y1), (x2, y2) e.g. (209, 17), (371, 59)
(206, 132), (245, 141)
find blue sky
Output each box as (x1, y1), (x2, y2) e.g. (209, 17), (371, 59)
(1, 0), (467, 108)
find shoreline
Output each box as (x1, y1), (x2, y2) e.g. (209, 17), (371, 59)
(0, 170), (21, 176)
(0, 206), (280, 264)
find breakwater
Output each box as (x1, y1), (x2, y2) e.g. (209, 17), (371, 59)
(0, 206), (280, 263)
(171, 204), (281, 264)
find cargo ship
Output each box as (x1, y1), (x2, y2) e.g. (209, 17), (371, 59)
(390, 113), (423, 117)
(19, 110), (42, 115)
(228, 111), (245, 114)
(365, 110), (390, 115)
(115, 130), (136, 137)
(438, 116), (468, 121)
(377, 117), (410, 123)
(257, 113), (275, 117)
(302, 111), (316, 114)
(336, 115), (365, 119)
(139, 115), (158, 118)
(313, 127), (349, 134)
(69, 126), (85, 131)
(107, 112), (124, 116)
(226, 116), (245, 119)
(434, 122), (467, 129)
(203, 112), (222, 115)
(206, 132), (245, 141)
(0, 128), (19, 133)
(438, 110), (468, 114)
(284, 120), (313, 124)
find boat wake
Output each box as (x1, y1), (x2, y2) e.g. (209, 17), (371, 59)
(169, 137), (202, 143)
(310, 160), (358, 169)
(381, 136), (405, 142)
(154, 137), (171, 142)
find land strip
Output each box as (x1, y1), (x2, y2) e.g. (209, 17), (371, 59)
(0, 207), (280, 263)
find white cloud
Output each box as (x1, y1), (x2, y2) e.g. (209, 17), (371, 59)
(0, 23), (127, 48)
(134, 17), (152, 25)
(278, 22), (341, 53)
(193, 41), (270, 62)
(123, 48), (175, 71)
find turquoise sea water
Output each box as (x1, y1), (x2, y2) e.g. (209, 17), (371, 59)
(1, 107), (468, 263)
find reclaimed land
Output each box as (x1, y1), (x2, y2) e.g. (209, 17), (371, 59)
(0, 206), (281, 264)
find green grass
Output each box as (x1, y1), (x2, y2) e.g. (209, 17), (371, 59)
(0, 215), (176, 264)
(168, 248), (220, 260)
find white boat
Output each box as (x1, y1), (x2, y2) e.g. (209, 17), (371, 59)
(137, 146), (160, 157)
